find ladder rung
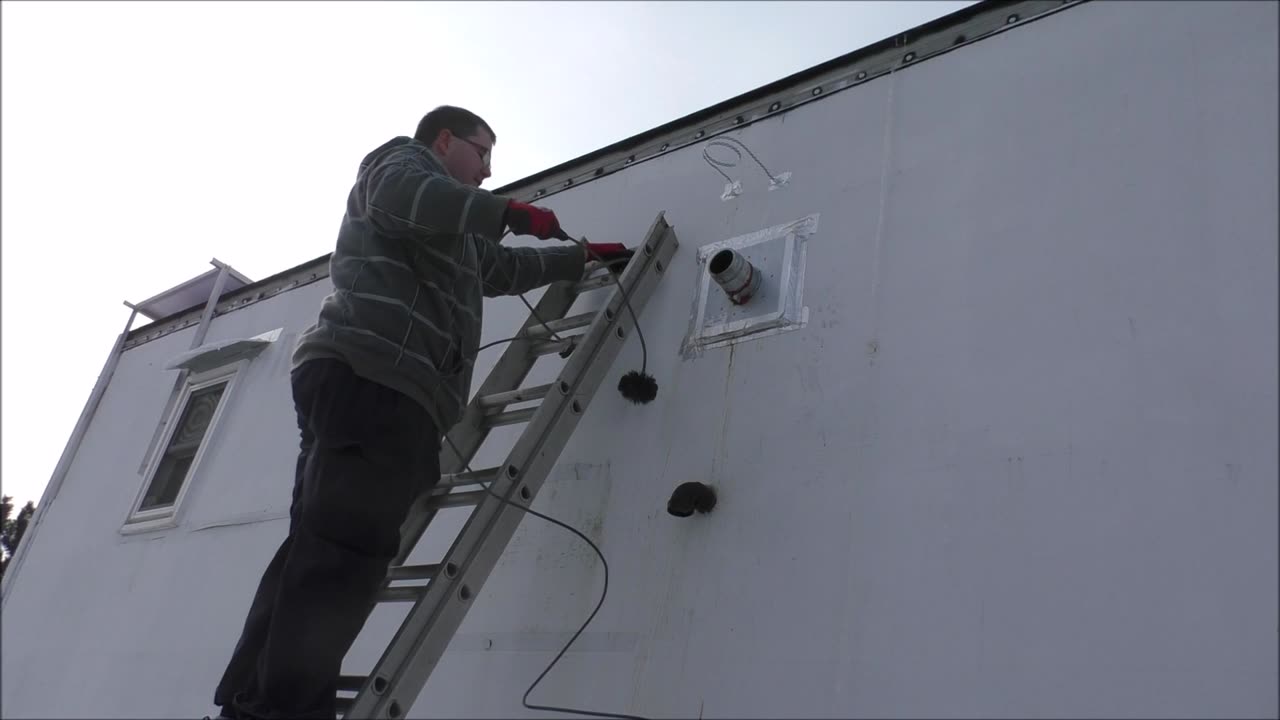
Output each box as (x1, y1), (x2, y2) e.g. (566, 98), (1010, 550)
(483, 407), (537, 427)
(386, 563), (441, 581)
(531, 337), (578, 357)
(377, 586), (427, 603)
(429, 489), (488, 509)
(477, 383), (555, 410)
(336, 675), (367, 692)
(436, 467), (500, 490)
(523, 311), (596, 339)
(573, 273), (616, 293)
(343, 213), (677, 720)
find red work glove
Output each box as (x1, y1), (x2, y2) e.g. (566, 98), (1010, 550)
(504, 201), (562, 240)
(584, 242), (634, 272)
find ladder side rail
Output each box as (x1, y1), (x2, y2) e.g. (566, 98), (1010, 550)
(337, 267), (591, 712)
(348, 217), (676, 719)
(391, 279), (581, 566)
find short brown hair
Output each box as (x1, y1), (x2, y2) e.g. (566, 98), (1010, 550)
(414, 106), (496, 145)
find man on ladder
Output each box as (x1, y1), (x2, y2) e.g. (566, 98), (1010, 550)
(210, 105), (631, 720)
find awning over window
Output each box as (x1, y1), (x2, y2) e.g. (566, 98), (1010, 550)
(164, 328), (282, 374)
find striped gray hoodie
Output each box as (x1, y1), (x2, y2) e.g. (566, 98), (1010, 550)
(292, 136), (586, 432)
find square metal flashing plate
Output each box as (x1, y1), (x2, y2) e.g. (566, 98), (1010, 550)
(681, 214), (817, 357)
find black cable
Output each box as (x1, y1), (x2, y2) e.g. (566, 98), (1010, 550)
(484, 227), (650, 376)
(559, 235), (650, 376)
(703, 140), (742, 183)
(503, 229), (568, 345)
(503, 230), (649, 376)
(546, 231), (658, 405)
(473, 258), (630, 354)
(520, 293), (563, 342)
(441, 434), (648, 720)
(702, 135), (781, 186)
(454, 227), (655, 718)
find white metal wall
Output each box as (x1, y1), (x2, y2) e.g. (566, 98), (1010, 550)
(0, 279), (334, 716)
(3, 1), (1275, 717)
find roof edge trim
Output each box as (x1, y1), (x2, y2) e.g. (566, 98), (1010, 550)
(121, 0), (1085, 351)
(493, 0), (1085, 203)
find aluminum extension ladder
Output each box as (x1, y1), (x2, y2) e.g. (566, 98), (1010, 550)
(337, 212), (679, 719)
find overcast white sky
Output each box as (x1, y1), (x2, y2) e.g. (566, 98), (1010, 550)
(1, 0), (975, 511)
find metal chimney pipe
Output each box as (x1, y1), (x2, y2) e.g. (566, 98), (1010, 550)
(708, 248), (762, 304)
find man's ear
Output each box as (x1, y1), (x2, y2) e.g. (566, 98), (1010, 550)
(432, 129), (453, 155)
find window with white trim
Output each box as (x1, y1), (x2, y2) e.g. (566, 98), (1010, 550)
(139, 378), (227, 511)
(123, 363), (239, 532)
(122, 328), (280, 534)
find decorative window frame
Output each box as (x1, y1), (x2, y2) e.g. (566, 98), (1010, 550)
(120, 328), (280, 535)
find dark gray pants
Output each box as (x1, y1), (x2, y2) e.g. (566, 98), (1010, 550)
(214, 358), (441, 719)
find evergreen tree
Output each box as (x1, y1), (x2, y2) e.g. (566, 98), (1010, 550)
(1, 495), (36, 579)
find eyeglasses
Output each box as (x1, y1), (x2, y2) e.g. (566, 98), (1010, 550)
(454, 135), (492, 169)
